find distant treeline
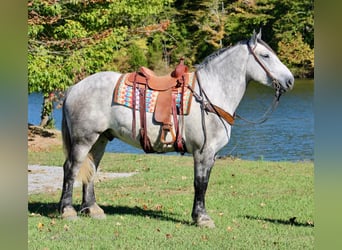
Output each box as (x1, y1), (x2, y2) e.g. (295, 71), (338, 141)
(28, 0), (313, 126)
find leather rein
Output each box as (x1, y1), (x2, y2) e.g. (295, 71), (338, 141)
(188, 40), (285, 152)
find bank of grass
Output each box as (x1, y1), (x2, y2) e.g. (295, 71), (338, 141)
(28, 151), (314, 249)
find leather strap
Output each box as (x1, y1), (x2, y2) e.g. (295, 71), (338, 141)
(174, 84), (186, 153)
(138, 84), (154, 153)
(204, 103), (235, 125)
(187, 84), (235, 126)
(132, 74), (138, 139)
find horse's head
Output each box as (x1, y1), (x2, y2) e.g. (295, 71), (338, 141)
(246, 30), (294, 93)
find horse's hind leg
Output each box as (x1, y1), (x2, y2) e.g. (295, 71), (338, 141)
(192, 149), (216, 228)
(59, 135), (100, 219)
(79, 133), (110, 219)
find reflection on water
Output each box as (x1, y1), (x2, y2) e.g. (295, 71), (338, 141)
(28, 79), (313, 161)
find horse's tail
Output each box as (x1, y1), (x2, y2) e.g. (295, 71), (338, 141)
(61, 98), (71, 161)
(61, 93), (94, 184)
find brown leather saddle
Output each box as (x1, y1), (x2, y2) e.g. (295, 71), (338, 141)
(125, 58), (190, 153)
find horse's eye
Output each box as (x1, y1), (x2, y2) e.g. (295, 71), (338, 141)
(261, 54), (270, 58)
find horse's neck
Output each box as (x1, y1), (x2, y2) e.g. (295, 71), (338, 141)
(197, 45), (248, 114)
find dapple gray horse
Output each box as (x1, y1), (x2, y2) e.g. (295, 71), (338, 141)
(59, 30), (294, 228)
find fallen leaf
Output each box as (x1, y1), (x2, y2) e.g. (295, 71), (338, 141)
(260, 202), (266, 207)
(155, 204), (163, 211)
(63, 224), (69, 231)
(201, 235), (209, 241)
(50, 235), (58, 240)
(307, 220), (314, 226)
(166, 233), (172, 239)
(37, 222), (44, 231)
(226, 226), (233, 232)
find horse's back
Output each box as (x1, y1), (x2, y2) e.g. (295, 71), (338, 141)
(64, 71), (122, 134)
(67, 71), (121, 99)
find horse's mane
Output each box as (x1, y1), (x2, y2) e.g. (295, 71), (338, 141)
(195, 38), (275, 70)
(195, 40), (247, 70)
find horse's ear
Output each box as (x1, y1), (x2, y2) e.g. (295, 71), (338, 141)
(250, 29), (257, 46)
(257, 28), (262, 40)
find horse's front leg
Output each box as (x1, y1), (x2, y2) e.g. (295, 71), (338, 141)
(192, 149), (216, 228)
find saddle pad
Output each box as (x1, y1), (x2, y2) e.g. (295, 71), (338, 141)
(114, 72), (196, 115)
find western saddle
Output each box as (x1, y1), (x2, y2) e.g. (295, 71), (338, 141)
(125, 58), (190, 153)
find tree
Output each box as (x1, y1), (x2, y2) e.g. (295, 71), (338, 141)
(28, 0), (174, 127)
(272, 0), (314, 77)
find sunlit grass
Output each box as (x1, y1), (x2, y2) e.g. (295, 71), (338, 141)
(28, 152), (314, 249)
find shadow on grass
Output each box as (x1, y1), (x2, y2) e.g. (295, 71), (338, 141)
(28, 202), (193, 225)
(243, 215), (314, 227)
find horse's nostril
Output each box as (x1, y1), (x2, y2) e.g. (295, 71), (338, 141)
(286, 78), (294, 89)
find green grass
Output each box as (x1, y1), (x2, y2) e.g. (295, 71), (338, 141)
(28, 152), (314, 249)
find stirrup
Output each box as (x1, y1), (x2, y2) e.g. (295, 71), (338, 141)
(160, 123), (176, 144)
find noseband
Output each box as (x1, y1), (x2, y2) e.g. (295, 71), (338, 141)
(247, 39), (285, 101)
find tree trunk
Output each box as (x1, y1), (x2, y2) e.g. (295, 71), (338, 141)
(40, 96), (53, 127)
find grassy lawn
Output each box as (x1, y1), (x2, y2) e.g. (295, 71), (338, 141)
(28, 151), (314, 249)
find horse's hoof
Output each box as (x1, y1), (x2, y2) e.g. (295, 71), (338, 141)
(81, 203), (106, 219)
(61, 206), (78, 220)
(196, 214), (216, 228)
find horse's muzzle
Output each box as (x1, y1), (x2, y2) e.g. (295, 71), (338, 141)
(285, 76), (295, 90)
(284, 75), (295, 91)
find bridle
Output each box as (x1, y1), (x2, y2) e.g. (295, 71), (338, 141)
(247, 39), (286, 101)
(232, 39), (287, 125)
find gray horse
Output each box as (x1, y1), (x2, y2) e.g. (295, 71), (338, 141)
(59, 30), (294, 228)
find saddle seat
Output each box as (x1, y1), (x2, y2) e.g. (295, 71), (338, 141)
(127, 58), (188, 91)
(139, 67), (179, 91)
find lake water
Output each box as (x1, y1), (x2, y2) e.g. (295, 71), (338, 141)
(28, 79), (313, 161)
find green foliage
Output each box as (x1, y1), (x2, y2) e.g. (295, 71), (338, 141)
(54, 20), (88, 39)
(128, 41), (148, 71)
(278, 32), (314, 78)
(28, 0), (314, 125)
